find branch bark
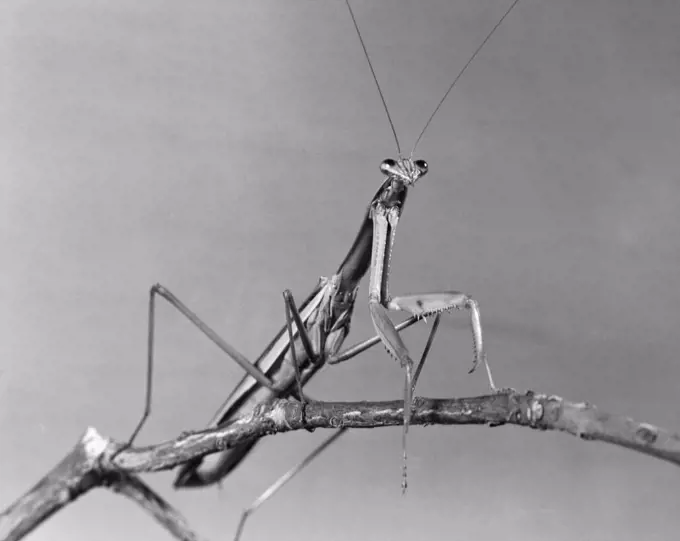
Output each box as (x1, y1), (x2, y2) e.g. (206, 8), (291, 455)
(1, 389), (678, 541)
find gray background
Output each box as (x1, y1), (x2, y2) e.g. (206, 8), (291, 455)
(3, 0), (680, 540)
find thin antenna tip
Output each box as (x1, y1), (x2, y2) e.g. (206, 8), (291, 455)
(412, 0), (521, 154)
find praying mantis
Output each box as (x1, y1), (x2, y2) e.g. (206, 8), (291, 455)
(123, 0), (519, 536)
(168, 175), (429, 489)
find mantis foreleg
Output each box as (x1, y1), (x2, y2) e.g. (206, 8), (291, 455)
(368, 198), (496, 491)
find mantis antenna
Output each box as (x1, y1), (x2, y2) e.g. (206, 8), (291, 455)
(344, 0), (402, 156)
(412, 0), (521, 154)
(344, 0), (522, 157)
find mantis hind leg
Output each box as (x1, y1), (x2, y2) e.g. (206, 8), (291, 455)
(125, 284), (277, 449)
(233, 428), (347, 541)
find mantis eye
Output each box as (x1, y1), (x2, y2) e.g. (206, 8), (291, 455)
(380, 158), (397, 175)
(414, 159), (428, 176)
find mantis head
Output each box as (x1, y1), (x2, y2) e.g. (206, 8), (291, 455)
(379, 157), (428, 187)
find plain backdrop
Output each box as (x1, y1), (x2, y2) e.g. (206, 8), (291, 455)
(2, 1), (680, 540)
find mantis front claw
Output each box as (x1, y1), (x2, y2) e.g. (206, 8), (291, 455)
(388, 291), (496, 391)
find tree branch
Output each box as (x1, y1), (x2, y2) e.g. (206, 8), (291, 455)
(0, 428), (204, 541)
(2, 389), (679, 541)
